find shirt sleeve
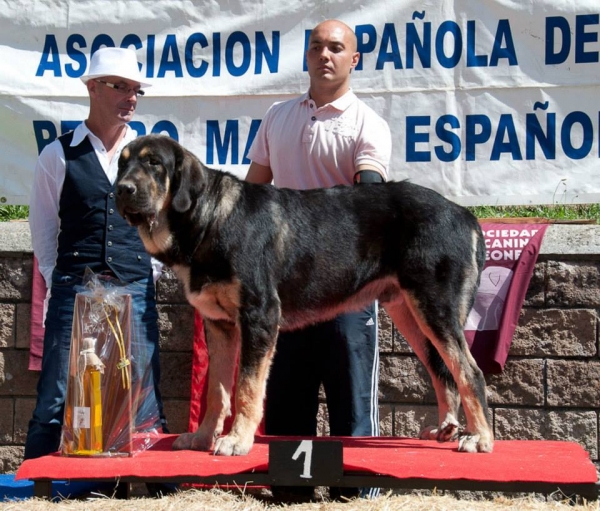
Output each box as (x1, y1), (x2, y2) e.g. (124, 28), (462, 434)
(354, 111), (392, 180)
(247, 105), (274, 167)
(151, 257), (164, 283)
(28, 142), (64, 288)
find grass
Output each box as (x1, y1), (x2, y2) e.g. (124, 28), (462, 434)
(470, 204), (600, 223)
(1, 204), (598, 223)
(0, 205), (29, 221)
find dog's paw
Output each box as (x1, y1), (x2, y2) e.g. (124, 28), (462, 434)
(172, 432), (195, 450)
(213, 434), (254, 456)
(419, 419), (459, 442)
(419, 425), (438, 440)
(437, 419), (460, 441)
(172, 432), (214, 451)
(458, 433), (494, 453)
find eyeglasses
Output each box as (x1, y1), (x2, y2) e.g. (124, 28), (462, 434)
(95, 80), (145, 97)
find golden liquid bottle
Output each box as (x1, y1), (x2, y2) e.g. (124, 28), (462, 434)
(74, 337), (104, 455)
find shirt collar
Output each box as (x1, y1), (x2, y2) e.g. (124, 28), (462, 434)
(302, 88), (356, 111)
(70, 121), (134, 147)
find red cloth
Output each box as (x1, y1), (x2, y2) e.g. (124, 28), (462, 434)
(28, 256), (46, 371)
(188, 312), (209, 432)
(465, 223), (548, 373)
(16, 435), (598, 486)
(188, 311), (240, 434)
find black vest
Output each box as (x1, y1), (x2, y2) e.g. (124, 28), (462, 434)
(55, 131), (152, 282)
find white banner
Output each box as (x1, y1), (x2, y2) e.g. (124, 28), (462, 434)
(1, 0), (599, 205)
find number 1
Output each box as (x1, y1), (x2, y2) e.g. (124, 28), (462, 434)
(292, 440), (313, 479)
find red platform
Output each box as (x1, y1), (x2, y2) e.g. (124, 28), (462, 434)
(16, 435), (599, 499)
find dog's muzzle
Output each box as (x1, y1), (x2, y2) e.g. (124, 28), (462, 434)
(116, 180), (153, 227)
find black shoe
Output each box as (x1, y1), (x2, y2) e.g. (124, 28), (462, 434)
(329, 486), (360, 501)
(270, 485), (315, 503)
(145, 482), (179, 497)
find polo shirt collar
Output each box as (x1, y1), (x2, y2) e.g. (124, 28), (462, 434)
(303, 89), (357, 111)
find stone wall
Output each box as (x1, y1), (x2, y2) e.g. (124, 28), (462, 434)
(1, 222), (599, 473)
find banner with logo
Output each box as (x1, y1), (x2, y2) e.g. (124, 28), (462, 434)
(1, 0), (599, 205)
(465, 222), (549, 373)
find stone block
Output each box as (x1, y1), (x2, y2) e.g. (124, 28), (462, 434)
(393, 331), (413, 354)
(494, 408), (597, 459)
(546, 261), (600, 307)
(522, 262), (545, 307)
(547, 360), (600, 407)
(158, 352), (193, 399)
(393, 404), (438, 438)
(317, 402), (329, 436)
(511, 308), (596, 357)
(14, 398), (35, 444)
(0, 398), (13, 444)
(379, 404), (393, 437)
(162, 399), (190, 435)
(0, 256), (33, 301)
(0, 351), (39, 396)
(485, 359), (544, 406)
(156, 269), (187, 304)
(0, 446), (24, 473)
(378, 308), (393, 353)
(379, 355), (435, 403)
(157, 303), (195, 351)
(15, 303), (31, 350)
(0, 304), (14, 348)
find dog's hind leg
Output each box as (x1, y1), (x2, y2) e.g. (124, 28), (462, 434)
(173, 318), (240, 451)
(402, 293), (493, 453)
(384, 301), (461, 442)
(212, 298), (280, 456)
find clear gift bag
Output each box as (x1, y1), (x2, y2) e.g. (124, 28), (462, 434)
(60, 271), (161, 456)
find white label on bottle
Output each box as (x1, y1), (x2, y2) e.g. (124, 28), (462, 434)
(74, 406), (91, 428)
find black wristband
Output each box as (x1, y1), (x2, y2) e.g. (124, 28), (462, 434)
(354, 170), (384, 184)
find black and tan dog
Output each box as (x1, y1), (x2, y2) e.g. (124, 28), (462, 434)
(116, 134), (493, 455)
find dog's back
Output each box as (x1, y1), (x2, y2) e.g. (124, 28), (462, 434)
(233, 180), (485, 332)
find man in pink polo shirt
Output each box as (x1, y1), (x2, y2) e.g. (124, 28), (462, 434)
(246, 19), (392, 502)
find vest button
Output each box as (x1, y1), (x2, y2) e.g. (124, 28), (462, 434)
(108, 225), (113, 231)
(107, 241), (113, 247)
(109, 192), (114, 199)
(109, 209), (114, 214)
(107, 257), (113, 262)
(137, 255), (142, 260)
(73, 251), (79, 257)
(311, 116), (316, 121)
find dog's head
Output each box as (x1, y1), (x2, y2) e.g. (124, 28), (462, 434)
(116, 134), (204, 228)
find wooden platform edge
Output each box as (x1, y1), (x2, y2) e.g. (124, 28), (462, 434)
(30, 473), (600, 501)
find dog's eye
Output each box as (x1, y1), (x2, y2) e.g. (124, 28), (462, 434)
(144, 156), (162, 166)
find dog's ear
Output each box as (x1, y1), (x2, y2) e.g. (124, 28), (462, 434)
(171, 142), (203, 213)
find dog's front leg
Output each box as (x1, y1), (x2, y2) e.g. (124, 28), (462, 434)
(213, 301), (279, 456)
(173, 318), (240, 451)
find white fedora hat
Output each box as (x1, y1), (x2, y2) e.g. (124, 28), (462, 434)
(81, 47), (151, 88)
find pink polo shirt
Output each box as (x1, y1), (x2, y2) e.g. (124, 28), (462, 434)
(248, 90), (392, 190)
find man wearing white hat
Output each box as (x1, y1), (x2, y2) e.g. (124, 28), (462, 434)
(25, 47), (168, 460)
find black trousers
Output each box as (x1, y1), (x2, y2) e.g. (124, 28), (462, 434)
(264, 303), (380, 499)
(265, 303), (380, 438)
